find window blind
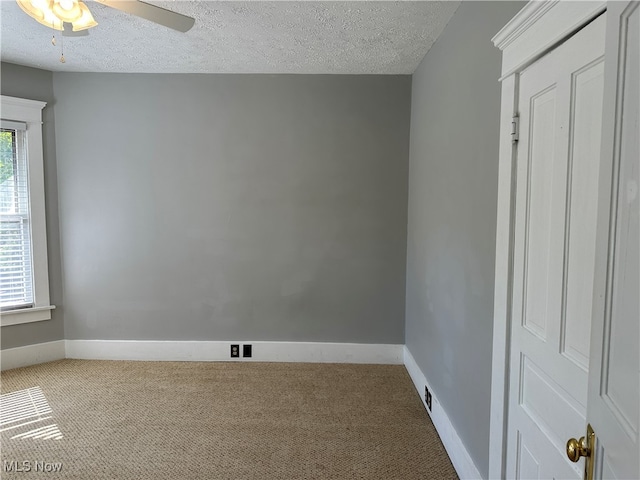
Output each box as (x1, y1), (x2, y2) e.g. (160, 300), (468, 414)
(0, 124), (34, 310)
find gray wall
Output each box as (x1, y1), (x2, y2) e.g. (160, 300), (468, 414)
(405, 2), (524, 478)
(53, 73), (410, 343)
(1, 62), (65, 349)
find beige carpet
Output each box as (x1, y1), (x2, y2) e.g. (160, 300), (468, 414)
(0, 360), (457, 479)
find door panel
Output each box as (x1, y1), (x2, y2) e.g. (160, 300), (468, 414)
(516, 432), (541, 480)
(588, 2), (639, 479)
(507, 13), (606, 479)
(561, 60), (605, 372)
(522, 85), (559, 342)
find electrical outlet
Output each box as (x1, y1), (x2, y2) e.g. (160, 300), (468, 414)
(425, 386), (432, 412)
(242, 344), (252, 358)
(230, 344), (240, 358)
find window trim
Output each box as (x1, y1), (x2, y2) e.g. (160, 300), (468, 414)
(1, 95), (55, 327)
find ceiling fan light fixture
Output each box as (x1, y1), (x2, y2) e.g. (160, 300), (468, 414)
(43, 10), (64, 30)
(30, 0), (50, 11)
(16, 0), (97, 31)
(71, 2), (97, 31)
(16, 0), (63, 30)
(51, 0), (82, 23)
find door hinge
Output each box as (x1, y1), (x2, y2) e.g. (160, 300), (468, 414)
(511, 115), (520, 143)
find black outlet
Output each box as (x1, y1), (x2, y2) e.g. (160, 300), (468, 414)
(425, 386), (432, 412)
(243, 344), (252, 358)
(231, 344), (240, 358)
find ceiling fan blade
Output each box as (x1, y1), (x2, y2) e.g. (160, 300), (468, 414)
(94, 0), (195, 32)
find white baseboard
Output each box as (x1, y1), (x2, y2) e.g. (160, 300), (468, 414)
(403, 346), (482, 480)
(1, 340), (66, 371)
(65, 340), (404, 364)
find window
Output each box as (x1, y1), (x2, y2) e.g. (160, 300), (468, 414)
(1, 124), (33, 308)
(0, 96), (54, 326)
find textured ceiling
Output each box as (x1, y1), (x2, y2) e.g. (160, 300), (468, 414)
(0, 1), (459, 74)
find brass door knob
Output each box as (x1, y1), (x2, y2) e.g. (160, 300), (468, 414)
(567, 425), (596, 480)
(566, 436), (589, 462)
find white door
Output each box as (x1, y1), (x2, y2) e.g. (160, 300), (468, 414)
(506, 13), (607, 479)
(586, 1), (639, 479)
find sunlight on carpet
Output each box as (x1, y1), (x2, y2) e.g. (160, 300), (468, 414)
(0, 386), (63, 441)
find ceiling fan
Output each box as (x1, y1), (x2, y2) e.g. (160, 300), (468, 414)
(16, 0), (195, 34)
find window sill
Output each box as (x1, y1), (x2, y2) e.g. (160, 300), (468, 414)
(1, 306), (56, 327)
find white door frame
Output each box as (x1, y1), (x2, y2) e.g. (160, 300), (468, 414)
(488, 2), (607, 478)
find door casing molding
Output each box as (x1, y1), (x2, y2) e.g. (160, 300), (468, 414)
(489, 2), (606, 478)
